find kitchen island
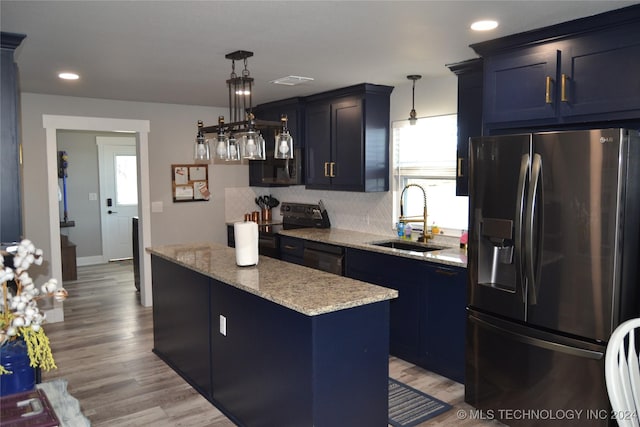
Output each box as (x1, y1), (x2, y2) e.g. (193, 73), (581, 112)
(147, 243), (398, 427)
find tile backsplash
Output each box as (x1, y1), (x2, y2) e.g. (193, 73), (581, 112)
(225, 186), (395, 237)
(225, 186), (460, 247)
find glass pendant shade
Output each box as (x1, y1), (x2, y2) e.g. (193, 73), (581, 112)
(194, 120), (210, 162)
(226, 135), (241, 161)
(214, 134), (229, 160)
(241, 130), (266, 160)
(274, 115), (294, 159)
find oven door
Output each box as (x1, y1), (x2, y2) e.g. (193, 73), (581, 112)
(302, 241), (344, 275)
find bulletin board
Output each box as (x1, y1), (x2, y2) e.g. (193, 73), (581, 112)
(172, 164), (210, 202)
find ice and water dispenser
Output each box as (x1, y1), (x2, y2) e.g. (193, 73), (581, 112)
(478, 217), (516, 292)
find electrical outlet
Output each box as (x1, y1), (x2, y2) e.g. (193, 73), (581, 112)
(219, 315), (227, 336)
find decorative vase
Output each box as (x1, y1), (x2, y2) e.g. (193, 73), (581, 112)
(0, 339), (36, 396)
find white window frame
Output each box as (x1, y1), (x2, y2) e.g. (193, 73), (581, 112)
(392, 114), (468, 236)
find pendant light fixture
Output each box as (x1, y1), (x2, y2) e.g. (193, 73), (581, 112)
(407, 74), (421, 126)
(194, 120), (210, 162)
(198, 50), (285, 163)
(274, 114), (293, 159)
(240, 113), (266, 160)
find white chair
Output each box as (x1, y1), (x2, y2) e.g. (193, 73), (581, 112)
(606, 318), (640, 427)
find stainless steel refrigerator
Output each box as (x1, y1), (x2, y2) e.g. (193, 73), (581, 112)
(466, 129), (640, 426)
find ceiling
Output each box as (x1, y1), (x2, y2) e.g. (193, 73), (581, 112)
(2, 1), (637, 108)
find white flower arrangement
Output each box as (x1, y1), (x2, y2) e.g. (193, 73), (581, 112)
(0, 239), (68, 374)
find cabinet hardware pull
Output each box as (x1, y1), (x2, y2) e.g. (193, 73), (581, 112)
(545, 76), (553, 104)
(561, 73), (569, 102)
(330, 162), (336, 177)
(457, 158), (464, 177)
(324, 162), (329, 177)
(284, 245), (297, 250)
(435, 268), (457, 276)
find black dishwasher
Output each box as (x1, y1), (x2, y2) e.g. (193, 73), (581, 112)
(303, 241), (344, 276)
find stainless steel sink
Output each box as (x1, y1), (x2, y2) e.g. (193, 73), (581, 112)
(369, 240), (444, 253)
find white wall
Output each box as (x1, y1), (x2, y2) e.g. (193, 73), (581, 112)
(20, 93), (245, 285)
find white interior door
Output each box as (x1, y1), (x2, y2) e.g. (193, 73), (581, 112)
(97, 137), (138, 261)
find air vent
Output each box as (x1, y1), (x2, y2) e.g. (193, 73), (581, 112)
(270, 76), (314, 86)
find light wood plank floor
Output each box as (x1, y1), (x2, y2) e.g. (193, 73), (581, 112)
(42, 260), (505, 426)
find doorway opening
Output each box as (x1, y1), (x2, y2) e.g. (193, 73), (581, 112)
(43, 115), (152, 312)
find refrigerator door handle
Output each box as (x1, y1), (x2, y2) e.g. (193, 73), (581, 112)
(469, 313), (604, 360)
(525, 153), (544, 305)
(514, 154), (529, 303)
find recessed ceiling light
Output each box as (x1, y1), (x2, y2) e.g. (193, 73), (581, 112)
(270, 76), (314, 86)
(58, 72), (80, 80)
(471, 20), (499, 31)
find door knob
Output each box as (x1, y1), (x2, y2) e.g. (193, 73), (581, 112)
(108, 210), (118, 214)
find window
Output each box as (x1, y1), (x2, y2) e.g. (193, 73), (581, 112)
(115, 155), (138, 205)
(393, 114), (468, 235)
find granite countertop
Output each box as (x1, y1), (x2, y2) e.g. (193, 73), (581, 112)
(278, 228), (468, 268)
(147, 242), (398, 316)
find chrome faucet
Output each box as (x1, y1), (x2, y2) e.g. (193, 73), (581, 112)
(399, 184), (431, 242)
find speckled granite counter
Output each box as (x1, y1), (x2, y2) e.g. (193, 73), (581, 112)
(278, 227), (468, 268)
(147, 242), (397, 316)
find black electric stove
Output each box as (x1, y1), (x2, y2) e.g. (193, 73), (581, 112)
(229, 201), (330, 259)
(259, 202), (330, 258)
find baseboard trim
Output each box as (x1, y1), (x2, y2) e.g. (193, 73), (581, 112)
(77, 255), (105, 266)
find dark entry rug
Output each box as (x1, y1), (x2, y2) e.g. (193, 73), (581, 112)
(388, 377), (452, 427)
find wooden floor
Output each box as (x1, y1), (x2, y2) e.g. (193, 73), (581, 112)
(42, 260), (505, 426)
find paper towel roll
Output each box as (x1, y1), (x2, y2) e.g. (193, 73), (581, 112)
(234, 221), (259, 266)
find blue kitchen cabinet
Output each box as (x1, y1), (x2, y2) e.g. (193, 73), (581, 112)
(1, 32), (26, 243)
(345, 248), (467, 382)
(420, 264), (467, 383)
(151, 256), (213, 399)
(249, 97), (305, 187)
(345, 248), (422, 365)
(304, 83), (393, 192)
(474, 5), (640, 130)
(482, 47), (559, 125)
(448, 58), (483, 196)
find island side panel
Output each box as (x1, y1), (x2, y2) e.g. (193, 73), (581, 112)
(312, 301), (391, 427)
(210, 277), (313, 427)
(151, 255), (213, 398)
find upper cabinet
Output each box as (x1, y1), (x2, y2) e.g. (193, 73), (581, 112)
(472, 4), (640, 131)
(250, 97), (305, 187)
(304, 84), (393, 192)
(447, 58), (483, 197)
(1, 32), (26, 243)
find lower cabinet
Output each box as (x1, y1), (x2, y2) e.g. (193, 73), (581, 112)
(151, 254), (390, 427)
(345, 248), (467, 383)
(151, 256), (212, 398)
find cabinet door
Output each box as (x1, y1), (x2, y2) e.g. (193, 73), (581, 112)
(304, 102), (332, 189)
(559, 25), (640, 119)
(331, 97), (363, 191)
(484, 47), (559, 124)
(279, 235), (305, 266)
(151, 256), (213, 397)
(345, 248), (422, 365)
(1, 36), (24, 242)
(421, 264), (467, 383)
(449, 58), (483, 196)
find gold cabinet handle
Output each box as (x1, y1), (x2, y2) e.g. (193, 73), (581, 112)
(330, 162), (336, 177)
(457, 158), (464, 177)
(324, 162), (329, 177)
(545, 76), (553, 104)
(561, 73), (568, 102)
(435, 268), (458, 277)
